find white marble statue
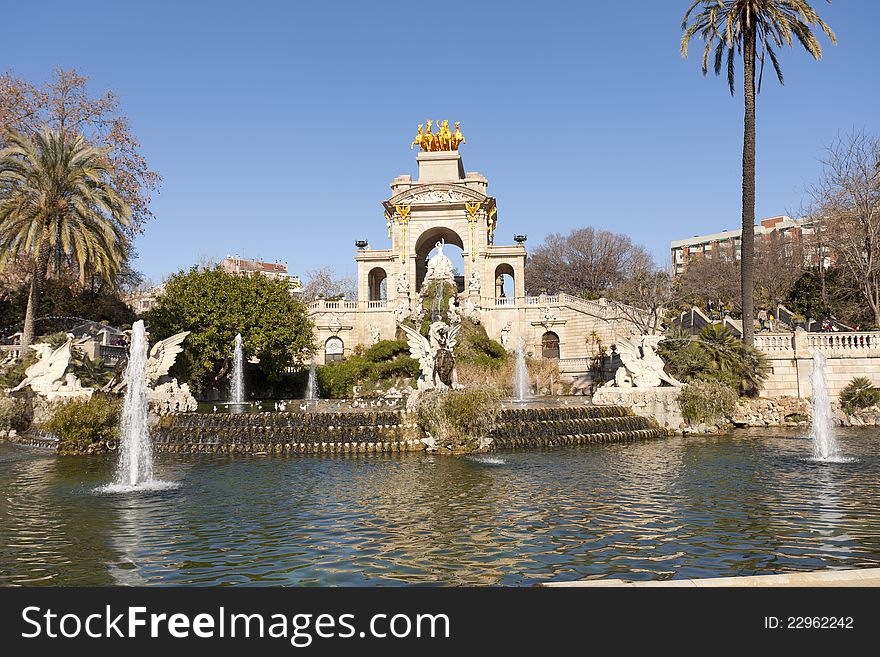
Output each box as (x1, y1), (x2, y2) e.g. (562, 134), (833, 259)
(393, 298), (410, 322)
(146, 331), (190, 384)
(398, 321), (462, 390)
(604, 335), (682, 388)
(500, 321), (512, 349)
(425, 239), (455, 282)
(369, 325), (381, 345)
(461, 298), (481, 324)
(396, 270), (409, 295)
(468, 270), (481, 293)
(147, 379), (198, 414)
(447, 295), (461, 324)
(7, 335), (92, 399)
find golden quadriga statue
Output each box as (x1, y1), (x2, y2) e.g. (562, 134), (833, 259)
(411, 120), (465, 152)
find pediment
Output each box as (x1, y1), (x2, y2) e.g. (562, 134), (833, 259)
(387, 183), (486, 207)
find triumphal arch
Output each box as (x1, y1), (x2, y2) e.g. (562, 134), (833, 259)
(308, 121), (646, 378)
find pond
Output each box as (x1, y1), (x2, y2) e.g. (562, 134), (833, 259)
(1, 428), (879, 586)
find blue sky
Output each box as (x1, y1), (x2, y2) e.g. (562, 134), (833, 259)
(3, 1), (877, 283)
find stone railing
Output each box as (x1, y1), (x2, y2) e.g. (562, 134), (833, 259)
(367, 300), (387, 309)
(494, 297), (515, 306)
(308, 299), (358, 312)
(99, 344), (127, 364)
(752, 334), (795, 354)
(558, 357), (592, 371)
(754, 330), (880, 358)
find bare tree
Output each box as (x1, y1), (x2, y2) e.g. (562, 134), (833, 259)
(0, 68), (160, 236)
(677, 257), (741, 313)
(301, 267), (357, 301)
(612, 265), (678, 334)
(810, 132), (880, 326)
(753, 238), (802, 311)
(525, 227), (652, 298)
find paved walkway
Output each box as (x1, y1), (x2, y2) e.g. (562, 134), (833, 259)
(541, 567), (880, 587)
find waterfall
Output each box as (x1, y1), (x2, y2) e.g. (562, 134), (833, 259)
(810, 350), (840, 461)
(230, 334), (245, 404)
(513, 336), (530, 402)
(116, 320), (153, 487)
(305, 357), (320, 401)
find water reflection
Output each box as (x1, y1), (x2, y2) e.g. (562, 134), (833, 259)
(0, 428), (879, 586)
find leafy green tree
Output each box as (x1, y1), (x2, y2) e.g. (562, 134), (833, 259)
(682, 1), (835, 346)
(0, 128), (130, 345)
(146, 267), (314, 393)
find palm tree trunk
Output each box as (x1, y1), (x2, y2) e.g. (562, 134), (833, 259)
(20, 233), (51, 347)
(740, 26), (757, 347)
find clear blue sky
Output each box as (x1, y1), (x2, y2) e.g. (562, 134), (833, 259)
(4, 1), (877, 283)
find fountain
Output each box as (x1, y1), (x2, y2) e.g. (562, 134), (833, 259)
(230, 333), (245, 406)
(305, 357), (320, 402)
(99, 319), (179, 492)
(810, 350), (841, 461)
(513, 336), (530, 402)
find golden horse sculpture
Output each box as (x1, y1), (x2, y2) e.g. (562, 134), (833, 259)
(411, 120), (465, 152)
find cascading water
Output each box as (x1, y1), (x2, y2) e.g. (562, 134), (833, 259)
(230, 333), (245, 404)
(115, 320), (153, 487)
(513, 336), (530, 402)
(810, 349), (841, 461)
(305, 357), (320, 401)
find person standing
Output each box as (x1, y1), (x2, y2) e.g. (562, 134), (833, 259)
(757, 308), (767, 331)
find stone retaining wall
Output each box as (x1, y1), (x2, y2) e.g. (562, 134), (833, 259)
(154, 406), (667, 455)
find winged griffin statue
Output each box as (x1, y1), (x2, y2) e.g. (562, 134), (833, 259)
(145, 331), (190, 384)
(7, 335), (89, 398)
(398, 321), (462, 390)
(605, 335), (682, 388)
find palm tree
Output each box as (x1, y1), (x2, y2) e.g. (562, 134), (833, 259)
(681, 1), (835, 347)
(0, 128), (130, 346)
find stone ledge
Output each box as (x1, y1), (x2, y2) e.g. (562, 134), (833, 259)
(540, 567), (880, 587)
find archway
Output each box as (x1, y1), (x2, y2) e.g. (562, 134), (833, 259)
(325, 336), (344, 363)
(495, 263), (515, 300)
(368, 267), (387, 301)
(541, 331), (560, 359)
(414, 227), (465, 293)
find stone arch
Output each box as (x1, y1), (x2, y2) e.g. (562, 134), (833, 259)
(368, 267), (387, 301)
(325, 336), (344, 363)
(414, 226), (465, 292)
(495, 263), (515, 299)
(541, 331), (560, 359)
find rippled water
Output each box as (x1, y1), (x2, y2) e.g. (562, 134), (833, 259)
(1, 428), (879, 586)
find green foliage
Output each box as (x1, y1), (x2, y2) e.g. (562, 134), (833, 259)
(454, 320), (508, 370)
(413, 387), (503, 452)
(659, 324), (769, 396)
(146, 267), (314, 393)
(839, 377), (880, 414)
(0, 395), (32, 431)
(679, 379), (738, 424)
(362, 340), (410, 363)
(0, 351), (36, 388)
(45, 395), (121, 452)
(0, 128), (131, 344)
(316, 339), (420, 398)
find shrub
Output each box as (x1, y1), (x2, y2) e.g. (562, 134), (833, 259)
(413, 387), (503, 453)
(659, 324), (768, 396)
(839, 377), (880, 414)
(0, 396), (32, 432)
(44, 395), (121, 453)
(362, 340), (411, 363)
(679, 379), (738, 424)
(316, 340), (420, 398)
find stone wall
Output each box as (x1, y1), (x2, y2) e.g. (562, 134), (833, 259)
(591, 387), (684, 431)
(755, 330), (880, 399)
